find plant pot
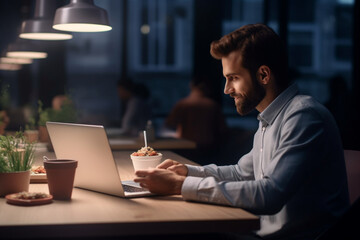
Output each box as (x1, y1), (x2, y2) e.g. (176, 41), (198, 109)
(38, 126), (50, 143)
(0, 170), (31, 197)
(44, 159), (78, 200)
(24, 130), (39, 143)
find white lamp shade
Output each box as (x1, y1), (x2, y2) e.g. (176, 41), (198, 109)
(0, 63), (22, 71)
(7, 51), (47, 59)
(53, 0), (112, 32)
(0, 57), (33, 64)
(20, 19), (73, 40)
(6, 40), (47, 59)
(20, 0), (73, 40)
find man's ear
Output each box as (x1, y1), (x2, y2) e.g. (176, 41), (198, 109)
(257, 65), (271, 85)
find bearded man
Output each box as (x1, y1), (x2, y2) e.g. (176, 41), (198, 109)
(134, 24), (349, 240)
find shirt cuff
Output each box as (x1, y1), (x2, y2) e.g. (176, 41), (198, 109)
(181, 176), (203, 201)
(186, 164), (205, 177)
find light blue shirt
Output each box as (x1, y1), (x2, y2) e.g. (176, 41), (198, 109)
(181, 84), (349, 239)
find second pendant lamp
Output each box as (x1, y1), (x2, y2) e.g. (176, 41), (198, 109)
(53, 0), (112, 32)
(20, 0), (73, 40)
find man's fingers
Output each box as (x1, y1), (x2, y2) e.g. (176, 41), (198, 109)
(133, 171), (148, 183)
(167, 165), (178, 172)
(139, 183), (148, 189)
(133, 177), (144, 183)
(157, 159), (177, 169)
(135, 169), (150, 177)
(167, 164), (188, 176)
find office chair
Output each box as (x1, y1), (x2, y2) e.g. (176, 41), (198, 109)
(344, 150), (360, 204)
(315, 150), (360, 240)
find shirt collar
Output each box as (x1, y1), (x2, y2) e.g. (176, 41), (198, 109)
(257, 83), (299, 127)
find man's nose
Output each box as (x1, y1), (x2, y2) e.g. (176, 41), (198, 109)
(224, 81), (232, 95)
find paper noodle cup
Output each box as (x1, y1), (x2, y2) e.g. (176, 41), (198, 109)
(130, 153), (163, 172)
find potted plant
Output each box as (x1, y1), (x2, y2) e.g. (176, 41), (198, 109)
(0, 84), (10, 135)
(37, 97), (77, 143)
(0, 111), (9, 135)
(37, 100), (52, 143)
(0, 132), (35, 197)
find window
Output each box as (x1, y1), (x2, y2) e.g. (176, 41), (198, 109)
(127, 0), (193, 73)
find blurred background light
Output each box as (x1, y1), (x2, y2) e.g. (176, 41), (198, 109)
(0, 63), (22, 71)
(0, 57), (33, 64)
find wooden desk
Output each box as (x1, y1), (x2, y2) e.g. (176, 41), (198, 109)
(0, 150), (259, 239)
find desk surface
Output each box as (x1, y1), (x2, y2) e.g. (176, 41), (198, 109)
(0, 150), (259, 239)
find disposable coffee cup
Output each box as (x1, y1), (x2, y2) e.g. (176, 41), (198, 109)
(44, 159), (78, 200)
(130, 153), (163, 172)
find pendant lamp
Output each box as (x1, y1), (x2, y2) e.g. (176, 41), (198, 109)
(0, 63), (22, 71)
(53, 0), (112, 32)
(0, 57), (33, 64)
(6, 39), (47, 59)
(20, 0), (72, 40)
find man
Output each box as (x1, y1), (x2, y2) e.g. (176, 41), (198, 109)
(134, 24), (349, 240)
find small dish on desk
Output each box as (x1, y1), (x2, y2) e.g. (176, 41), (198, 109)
(30, 166), (47, 183)
(5, 192), (53, 206)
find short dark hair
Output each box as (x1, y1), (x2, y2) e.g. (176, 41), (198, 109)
(210, 24), (289, 88)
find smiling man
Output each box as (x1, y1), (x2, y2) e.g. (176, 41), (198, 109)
(134, 24), (349, 240)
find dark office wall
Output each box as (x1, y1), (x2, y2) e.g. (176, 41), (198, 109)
(0, 1), (25, 51)
(350, 0), (360, 150)
(37, 41), (67, 108)
(193, 0), (224, 104)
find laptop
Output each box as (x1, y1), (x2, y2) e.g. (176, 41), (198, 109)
(46, 122), (153, 198)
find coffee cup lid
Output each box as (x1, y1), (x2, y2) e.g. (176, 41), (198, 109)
(44, 159), (78, 169)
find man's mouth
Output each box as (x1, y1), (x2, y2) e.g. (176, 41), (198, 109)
(232, 95), (242, 102)
(230, 93), (239, 98)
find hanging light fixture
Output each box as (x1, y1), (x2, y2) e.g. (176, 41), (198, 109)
(20, 0), (72, 40)
(0, 63), (22, 71)
(53, 0), (112, 32)
(0, 57), (33, 64)
(6, 39), (47, 59)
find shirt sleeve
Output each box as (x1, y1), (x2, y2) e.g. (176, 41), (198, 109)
(182, 150), (257, 207)
(185, 149), (254, 181)
(181, 107), (327, 215)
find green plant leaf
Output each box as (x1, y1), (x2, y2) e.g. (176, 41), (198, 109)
(0, 132), (35, 173)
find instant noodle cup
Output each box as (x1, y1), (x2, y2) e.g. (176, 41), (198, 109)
(130, 147), (162, 171)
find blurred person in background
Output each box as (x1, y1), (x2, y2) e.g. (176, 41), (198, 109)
(117, 78), (152, 137)
(165, 75), (227, 146)
(165, 74), (227, 164)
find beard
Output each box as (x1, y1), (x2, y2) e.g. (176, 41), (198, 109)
(232, 77), (265, 116)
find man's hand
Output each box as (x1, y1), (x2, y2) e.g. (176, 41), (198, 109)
(134, 168), (186, 195)
(157, 159), (188, 176)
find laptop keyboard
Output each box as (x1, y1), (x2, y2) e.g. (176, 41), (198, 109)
(122, 184), (148, 193)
